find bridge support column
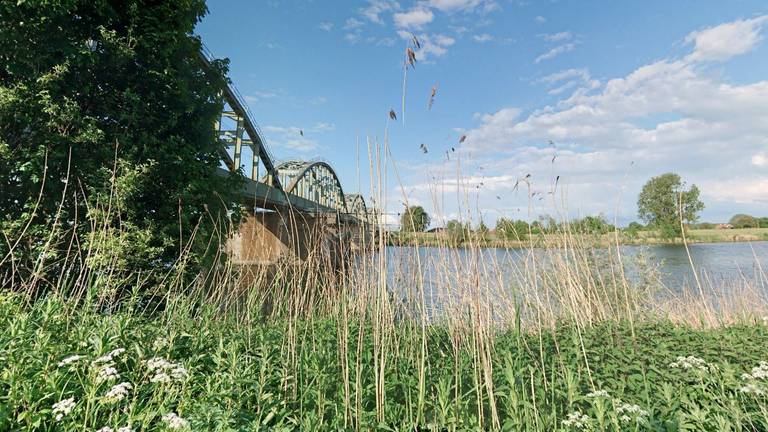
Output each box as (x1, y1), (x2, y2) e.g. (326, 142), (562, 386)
(227, 209), (352, 267)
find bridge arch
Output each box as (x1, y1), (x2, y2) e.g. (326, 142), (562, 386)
(274, 160), (349, 213)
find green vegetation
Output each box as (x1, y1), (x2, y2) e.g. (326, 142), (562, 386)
(730, 214), (760, 229)
(3, 289), (768, 431)
(0, 0), (240, 283)
(637, 173), (704, 239)
(400, 205), (431, 232)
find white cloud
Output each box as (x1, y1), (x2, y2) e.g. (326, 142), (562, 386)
(360, 0), (400, 24)
(414, 16), (768, 222)
(398, 31), (455, 61)
(534, 42), (576, 63)
(542, 31), (572, 42)
(539, 68), (600, 96)
(426, 0), (496, 12)
(344, 17), (364, 30)
(244, 91), (279, 104)
(318, 21), (333, 31)
(534, 15), (546, 24)
(472, 33), (494, 43)
(394, 7), (434, 29)
(685, 15), (768, 62)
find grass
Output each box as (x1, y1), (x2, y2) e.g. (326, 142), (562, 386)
(3, 290), (768, 431)
(388, 228), (768, 248)
(2, 141), (768, 431)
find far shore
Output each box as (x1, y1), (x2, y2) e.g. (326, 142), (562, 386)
(386, 227), (768, 249)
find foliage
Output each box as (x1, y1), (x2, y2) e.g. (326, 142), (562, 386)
(571, 215), (615, 235)
(3, 291), (768, 431)
(729, 214), (759, 229)
(0, 0), (240, 284)
(760, 217), (768, 229)
(444, 219), (470, 246)
(637, 173), (704, 239)
(495, 218), (529, 241)
(400, 205), (430, 232)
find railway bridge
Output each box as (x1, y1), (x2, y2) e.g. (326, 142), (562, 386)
(202, 48), (375, 265)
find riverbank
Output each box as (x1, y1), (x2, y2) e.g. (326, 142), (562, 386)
(388, 227), (768, 248)
(4, 291), (768, 431)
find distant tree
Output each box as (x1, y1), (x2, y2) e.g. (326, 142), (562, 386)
(729, 214), (759, 229)
(637, 173), (704, 238)
(759, 217), (768, 228)
(625, 221), (644, 239)
(445, 220), (470, 246)
(476, 220), (489, 235)
(496, 218), (529, 240)
(400, 206), (430, 232)
(572, 215), (614, 235)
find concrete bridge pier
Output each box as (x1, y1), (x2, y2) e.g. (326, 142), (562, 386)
(227, 209), (368, 268)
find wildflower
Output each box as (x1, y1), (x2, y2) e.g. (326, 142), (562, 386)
(95, 363), (120, 384)
(117, 427), (133, 432)
(562, 410), (590, 429)
(97, 427), (114, 432)
(102, 382), (133, 404)
(619, 415), (631, 423)
(52, 397), (76, 421)
(58, 355), (83, 368)
(145, 357), (188, 383)
(169, 365), (188, 380)
(162, 412), (189, 429)
(145, 357), (173, 371)
(93, 348), (126, 365)
(617, 403), (649, 417)
(152, 337), (169, 350)
(150, 371), (172, 383)
(586, 389), (609, 398)
(744, 362), (768, 380)
(669, 355), (709, 371)
(740, 383), (765, 395)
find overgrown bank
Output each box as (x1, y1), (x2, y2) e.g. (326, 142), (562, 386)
(3, 290), (768, 431)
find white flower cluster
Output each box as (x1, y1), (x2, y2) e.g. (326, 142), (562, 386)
(57, 355), (83, 368)
(162, 412), (190, 430)
(96, 427), (133, 432)
(93, 348), (127, 365)
(52, 397), (76, 421)
(669, 355), (709, 371)
(742, 361), (768, 380)
(102, 382), (133, 404)
(585, 389), (609, 398)
(740, 361), (768, 395)
(145, 357), (188, 383)
(95, 364), (120, 384)
(562, 410), (590, 429)
(616, 403), (649, 423)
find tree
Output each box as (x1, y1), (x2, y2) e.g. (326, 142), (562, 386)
(572, 215), (614, 235)
(637, 173), (704, 238)
(445, 220), (470, 246)
(496, 218), (529, 241)
(400, 206), (430, 232)
(0, 1), (240, 282)
(760, 217), (768, 228)
(729, 214), (759, 229)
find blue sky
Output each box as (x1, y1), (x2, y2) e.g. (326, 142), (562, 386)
(197, 1), (768, 227)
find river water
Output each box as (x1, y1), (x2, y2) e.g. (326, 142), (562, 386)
(378, 241), (768, 319)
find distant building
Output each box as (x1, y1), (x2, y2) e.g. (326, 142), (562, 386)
(716, 223), (733, 230)
(426, 227), (445, 233)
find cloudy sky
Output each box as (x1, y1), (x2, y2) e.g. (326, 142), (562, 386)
(197, 0), (768, 227)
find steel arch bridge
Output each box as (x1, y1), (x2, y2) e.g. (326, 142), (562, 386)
(202, 48), (371, 225)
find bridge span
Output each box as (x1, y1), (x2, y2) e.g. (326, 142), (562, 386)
(202, 47), (374, 265)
